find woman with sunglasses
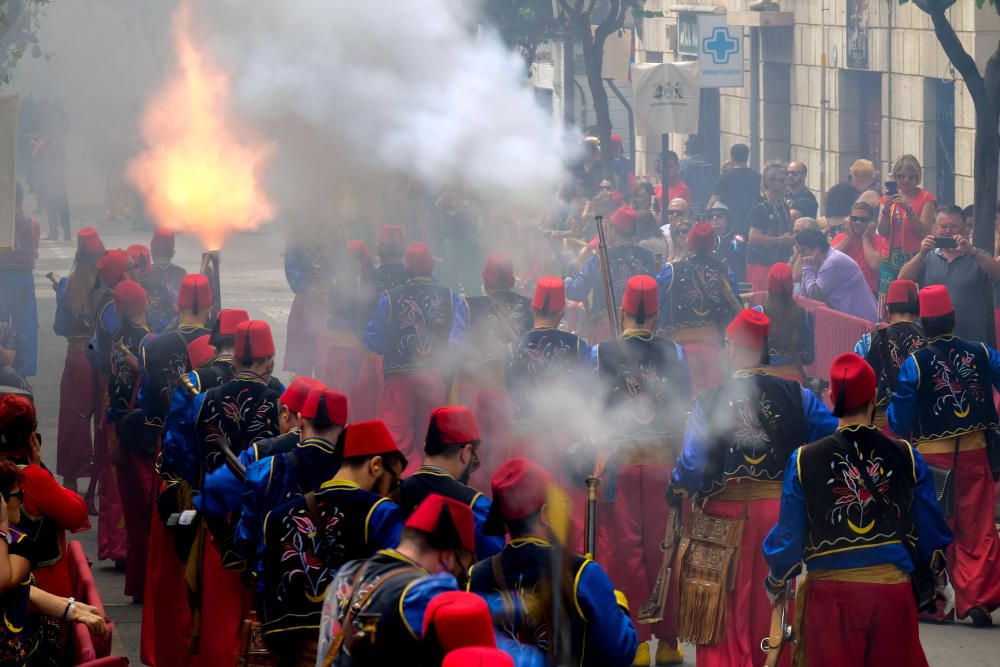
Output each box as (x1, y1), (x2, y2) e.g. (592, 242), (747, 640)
(876, 154), (937, 308)
(832, 201), (887, 294)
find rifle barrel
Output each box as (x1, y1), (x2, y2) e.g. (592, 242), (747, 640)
(594, 216), (622, 339)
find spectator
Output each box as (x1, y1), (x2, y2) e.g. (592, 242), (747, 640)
(818, 182), (860, 239)
(897, 205), (1000, 346)
(831, 201), (887, 293)
(635, 209), (668, 264)
(796, 228), (878, 321)
(849, 158), (880, 194)
(705, 202), (743, 274)
(708, 144), (762, 279)
(654, 150), (691, 210)
(746, 161), (794, 292)
(631, 181), (657, 219)
(679, 135), (717, 213)
(784, 161), (818, 220)
(793, 217), (819, 232)
(0, 185), (38, 379)
(876, 154), (937, 302)
(665, 198), (693, 262)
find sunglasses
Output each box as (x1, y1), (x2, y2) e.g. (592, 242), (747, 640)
(5, 490), (23, 503)
(849, 216), (872, 224)
(667, 210), (687, 216)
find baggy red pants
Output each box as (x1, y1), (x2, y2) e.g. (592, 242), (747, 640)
(56, 343), (93, 481)
(190, 536), (248, 667)
(696, 495), (789, 667)
(596, 462), (678, 646)
(800, 579), (927, 667)
(141, 507), (193, 666)
(923, 442), (1000, 618)
(455, 376), (514, 490)
(114, 447), (154, 598)
(97, 413), (126, 562)
(376, 369), (447, 470)
(315, 335), (377, 422)
(284, 288), (326, 376)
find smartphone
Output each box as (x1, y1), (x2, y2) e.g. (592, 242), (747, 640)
(885, 180), (898, 197)
(934, 236), (957, 249)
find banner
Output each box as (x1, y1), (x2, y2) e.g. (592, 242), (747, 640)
(0, 95), (16, 249)
(631, 62), (700, 135)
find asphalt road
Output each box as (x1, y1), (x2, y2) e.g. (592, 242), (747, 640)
(26, 219), (1000, 665)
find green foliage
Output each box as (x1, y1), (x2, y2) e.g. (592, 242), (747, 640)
(0, 0), (49, 87)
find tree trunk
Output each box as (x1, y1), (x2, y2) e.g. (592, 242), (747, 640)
(577, 17), (614, 180)
(975, 44), (1000, 255)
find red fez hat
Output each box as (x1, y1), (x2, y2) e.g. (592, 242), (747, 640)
(347, 240), (374, 271)
(726, 308), (770, 351)
(234, 320), (275, 362)
(377, 224), (405, 248)
(423, 591), (496, 653)
(621, 275), (658, 320)
(404, 242), (435, 276)
(919, 284), (953, 319)
(177, 274), (213, 312)
(77, 227), (104, 255)
(829, 353), (877, 415)
(186, 335), (216, 370)
(150, 228), (175, 256)
(113, 279), (148, 320)
(216, 309), (250, 336)
(280, 376), (321, 413)
(531, 276), (565, 313)
(97, 250), (129, 286)
(767, 262), (794, 297)
(405, 494), (476, 553)
(300, 386), (349, 428)
(482, 251), (515, 290)
(443, 647), (514, 667)
(687, 220), (715, 255)
(340, 420), (405, 463)
(887, 279), (919, 306)
(126, 244), (152, 277)
(0, 394), (37, 450)
(425, 406), (480, 455)
(484, 457), (552, 536)
(609, 205), (637, 236)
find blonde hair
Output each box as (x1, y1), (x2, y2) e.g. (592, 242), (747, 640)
(891, 154), (922, 183)
(850, 159), (874, 179)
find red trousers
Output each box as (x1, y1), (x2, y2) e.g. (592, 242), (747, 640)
(284, 289), (326, 376)
(745, 263), (769, 293)
(56, 345), (93, 480)
(376, 370), (447, 469)
(676, 339), (725, 395)
(456, 378), (514, 490)
(315, 337), (379, 422)
(97, 416), (126, 562)
(141, 508), (193, 666)
(191, 536), (248, 667)
(801, 579), (927, 667)
(696, 496), (789, 667)
(596, 463), (677, 645)
(923, 445), (1000, 617)
(114, 448), (155, 598)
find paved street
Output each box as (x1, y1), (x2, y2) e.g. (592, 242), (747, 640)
(24, 220), (1000, 665)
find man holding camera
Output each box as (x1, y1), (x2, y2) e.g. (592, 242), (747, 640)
(898, 205), (1000, 347)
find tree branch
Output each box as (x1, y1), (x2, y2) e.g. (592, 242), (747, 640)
(911, 0), (959, 13)
(927, 10), (987, 102)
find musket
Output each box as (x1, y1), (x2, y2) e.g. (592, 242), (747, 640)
(637, 504), (682, 623)
(214, 432), (246, 481)
(583, 474), (599, 560)
(199, 251), (222, 323)
(594, 215), (622, 340)
(761, 583), (795, 667)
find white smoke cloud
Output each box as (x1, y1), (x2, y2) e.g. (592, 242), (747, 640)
(194, 0), (575, 211)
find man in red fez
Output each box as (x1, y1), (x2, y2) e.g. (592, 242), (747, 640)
(257, 420), (407, 663)
(443, 647), (514, 667)
(656, 219), (742, 394)
(764, 353), (953, 666)
(283, 237), (333, 377)
(395, 406), (503, 560)
(590, 275), (691, 665)
(461, 252), (531, 483)
(107, 279), (156, 600)
(365, 242), (470, 469)
(854, 279), (926, 431)
(667, 308), (836, 667)
(374, 224), (408, 293)
(888, 284), (1000, 626)
(566, 204), (658, 342)
(149, 228), (187, 305)
(317, 493), (477, 666)
(468, 457), (638, 666)
(126, 243), (174, 333)
(422, 591), (497, 663)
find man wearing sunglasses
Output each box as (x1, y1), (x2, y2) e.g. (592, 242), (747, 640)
(831, 201), (887, 294)
(394, 406), (503, 561)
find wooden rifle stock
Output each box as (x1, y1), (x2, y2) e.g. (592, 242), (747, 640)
(761, 584), (794, 667)
(637, 505), (682, 623)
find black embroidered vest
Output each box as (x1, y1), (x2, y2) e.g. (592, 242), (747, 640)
(596, 332), (687, 439)
(864, 321), (926, 406)
(196, 372), (282, 479)
(909, 335), (999, 441)
(259, 483), (390, 637)
(141, 325), (211, 426)
(593, 243), (657, 315)
(373, 262), (407, 294)
(382, 279), (455, 372)
(798, 426), (916, 562)
(466, 290), (532, 364)
(395, 467), (481, 517)
(698, 372), (807, 494)
(662, 255), (738, 332)
(507, 328), (586, 425)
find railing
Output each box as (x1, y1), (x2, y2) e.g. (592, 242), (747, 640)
(66, 540), (124, 665)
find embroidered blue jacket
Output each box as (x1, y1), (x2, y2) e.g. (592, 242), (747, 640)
(565, 242), (657, 315)
(505, 327), (590, 426)
(656, 256), (741, 333)
(763, 425), (953, 584)
(887, 334), (1000, 441)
